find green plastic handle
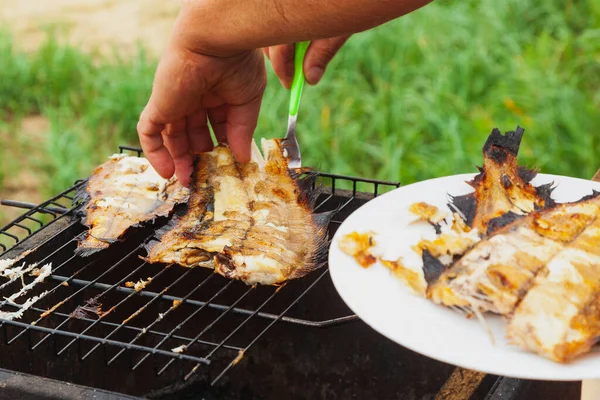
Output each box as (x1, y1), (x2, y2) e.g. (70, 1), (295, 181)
(288, 41), (310, 117)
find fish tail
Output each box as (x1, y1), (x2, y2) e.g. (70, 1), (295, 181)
(482, 125), (524, 159)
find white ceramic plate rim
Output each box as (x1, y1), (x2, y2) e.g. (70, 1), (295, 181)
(329, 172), (600, 381)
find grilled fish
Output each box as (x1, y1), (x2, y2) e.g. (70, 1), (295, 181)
(421, 128), (600, 362)
(339, 125), (600, 363)
(144, 138), (332, 285)
(426, 193), (600, 315)
(74, 153), (190, 256)
(506, 205), (600, 362)
(422, 127), (597, 317)
(407, 127), (557, 274)
(339, 126), (555, 297)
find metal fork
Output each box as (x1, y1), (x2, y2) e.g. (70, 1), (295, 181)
(283, 41), (310, 169)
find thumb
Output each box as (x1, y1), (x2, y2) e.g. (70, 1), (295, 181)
(303, 36), (351, 85)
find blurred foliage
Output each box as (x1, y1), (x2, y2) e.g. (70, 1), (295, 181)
(0, 0), (598, 207)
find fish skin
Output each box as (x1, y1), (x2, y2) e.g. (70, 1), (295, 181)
(74, 154), (190, 256)
(422, 250), (448, 286)
(144, 138), (331, 285)
(142, 151), (214, 267)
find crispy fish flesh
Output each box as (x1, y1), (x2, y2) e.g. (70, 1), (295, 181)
(410, 209), (480, 268)
(506, 204), (600, 362)
(338, 231), (379, 268)
(338, 230), (427, 296)
(74, 154), (190, 256)
(425, 193), (600, 315)
(143, 138), (333, 286)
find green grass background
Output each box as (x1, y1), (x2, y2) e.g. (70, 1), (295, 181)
(0, 0), (599, 217)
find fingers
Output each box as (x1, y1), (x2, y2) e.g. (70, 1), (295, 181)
(137, 106), (174, 180)
(186, 110), (214, 154)
(264, 36), (350, 89)
(207, 104), (229, 144)
(163, 119), (195, 187)
(267, 44), (295, 89)
(138, 43), (211, 182)
(213, 50), (266, 163)
(225, 96), (263, 163)
(304, 35), (350, 85)
(139, 41), (265, 183)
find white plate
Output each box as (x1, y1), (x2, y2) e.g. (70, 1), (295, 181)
(329, 172), (600, 381)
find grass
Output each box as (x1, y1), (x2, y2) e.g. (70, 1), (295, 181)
(0, 0), (599, 228)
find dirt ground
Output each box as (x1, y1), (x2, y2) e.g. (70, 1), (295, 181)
(0, 1), (179, 228)
(0, 0), (180, 56)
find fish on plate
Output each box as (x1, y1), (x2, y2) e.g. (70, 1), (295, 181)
(339, 126), (600, 363)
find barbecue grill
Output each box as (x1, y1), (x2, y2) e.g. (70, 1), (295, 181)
(0, 145), (582, 399)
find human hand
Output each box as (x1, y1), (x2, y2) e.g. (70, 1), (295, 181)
(263, 36), (351, 89)
(137, 0), (431, 187)
(137, 41), (267, 187)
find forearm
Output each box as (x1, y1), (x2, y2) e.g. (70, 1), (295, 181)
(173, 0), (433, 56)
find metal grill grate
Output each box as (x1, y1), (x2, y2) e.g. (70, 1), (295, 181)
(0, 145), (401, 390)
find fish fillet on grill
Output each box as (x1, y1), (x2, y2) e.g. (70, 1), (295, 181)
(74, 153), (190, 256)
(143, 138), (333, 285)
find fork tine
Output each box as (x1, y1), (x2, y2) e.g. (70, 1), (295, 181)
(283, 114), (302, 168)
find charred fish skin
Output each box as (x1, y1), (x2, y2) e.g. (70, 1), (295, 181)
(506, 204), (600, 363)
(422, 250), (448, 286)
(143, 145), (253, 269)
(74, 154), (189, 257)
(448, 126), (555, 237)
(426, 193), (600, 315)
(143, 138), (333, 286)
(143, 151), (214, 266)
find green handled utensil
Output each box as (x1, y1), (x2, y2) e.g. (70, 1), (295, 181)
(284, 41), (310, 169)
